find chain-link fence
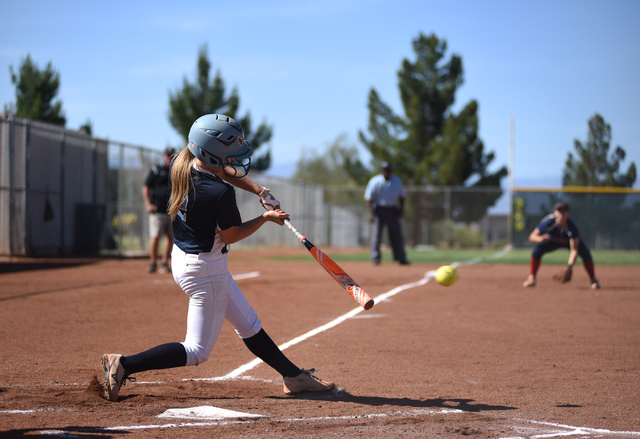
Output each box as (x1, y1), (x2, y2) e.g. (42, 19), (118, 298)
(106, 143), (163, 255)
(104, 151), (510, 253)
(6, 116), (637, 256)
(324, 186), (507, 249)
(0, 116), (508, 255)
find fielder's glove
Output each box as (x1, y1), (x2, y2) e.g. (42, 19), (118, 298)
(259, 187), (281, 211)
(551, 265), (572, 283)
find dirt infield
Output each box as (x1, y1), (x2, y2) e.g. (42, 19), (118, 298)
(0, 249), (639, 438)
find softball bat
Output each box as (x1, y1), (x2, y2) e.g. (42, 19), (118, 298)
(284, 219), (374, 310)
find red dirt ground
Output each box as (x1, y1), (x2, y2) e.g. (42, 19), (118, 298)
(0, 249), (639, 438)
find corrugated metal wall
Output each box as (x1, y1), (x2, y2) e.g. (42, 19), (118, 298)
(0, 116), (108, 256)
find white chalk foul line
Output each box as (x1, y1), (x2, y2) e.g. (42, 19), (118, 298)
(221, 270), (441, 380)
(497, 419), (640, 438)
(220, 249), (512, 380)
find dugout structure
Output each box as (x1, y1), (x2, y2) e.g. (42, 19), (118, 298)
(0, 115), (109, 256)
(512, 187), (640, 250)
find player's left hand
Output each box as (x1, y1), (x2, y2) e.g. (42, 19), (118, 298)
(551, 265), (572, 283)
(259, 187), (281, 211)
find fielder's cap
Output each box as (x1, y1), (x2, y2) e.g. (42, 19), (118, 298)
(554, 202), (569, 211)
(381, 161), (392, 170)
(164, 147), (176, 157)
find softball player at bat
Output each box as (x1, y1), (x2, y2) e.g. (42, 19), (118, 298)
(101, 114), (335, 402)
(523, 202), (600, 289)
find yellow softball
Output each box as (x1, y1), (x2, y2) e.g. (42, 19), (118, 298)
(435, 265), (458, 287)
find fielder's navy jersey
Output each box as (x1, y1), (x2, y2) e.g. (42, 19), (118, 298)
(536, 214), (580, 244)
(171, 165), (242, 254)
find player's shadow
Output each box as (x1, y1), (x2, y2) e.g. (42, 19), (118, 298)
(0, 260), (99, 274)
(281, 392), (517, 412)
(0, 427), (128, 438)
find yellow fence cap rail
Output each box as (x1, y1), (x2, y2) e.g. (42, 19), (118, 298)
(513, 186), (640, 194)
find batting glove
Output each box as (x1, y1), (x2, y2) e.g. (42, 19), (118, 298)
(259, 187), (281, 211)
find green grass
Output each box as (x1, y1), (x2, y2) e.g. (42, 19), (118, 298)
(273, 248), (640, 265)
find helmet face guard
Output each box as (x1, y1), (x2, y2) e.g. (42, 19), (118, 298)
(188, 114), (253, 177)
(223, 147), (252, 178)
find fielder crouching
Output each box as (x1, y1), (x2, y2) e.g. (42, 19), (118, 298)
(523, 202), (600, 289)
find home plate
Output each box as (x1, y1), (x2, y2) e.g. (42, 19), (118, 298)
(158, 406), (265, 420)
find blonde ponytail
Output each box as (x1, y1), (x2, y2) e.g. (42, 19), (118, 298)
(168, 147), (196, 221)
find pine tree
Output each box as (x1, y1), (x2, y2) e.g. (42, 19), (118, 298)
(168, 44), (272, 170)
(563, 113), (636, 187)
(347, 33), (507, 243)
(6, 54), (66, 126)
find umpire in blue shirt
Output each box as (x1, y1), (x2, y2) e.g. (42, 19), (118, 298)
(364, 162), (410, 265)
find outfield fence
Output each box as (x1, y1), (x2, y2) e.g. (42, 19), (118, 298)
(512, 187), (640, 250)
(2, 116), (638, 256)
(1, 116), (109, 256)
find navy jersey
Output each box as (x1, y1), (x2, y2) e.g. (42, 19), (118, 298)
(144, 165), (171, 211)
(171, 165), (242, 254)
(536, 214), (580, 244)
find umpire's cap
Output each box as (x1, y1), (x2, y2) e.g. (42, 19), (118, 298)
(554, 202), (569, 212)
(381, 161), (392, 171)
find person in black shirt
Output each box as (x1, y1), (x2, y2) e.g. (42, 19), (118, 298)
(142, 148), (175, 273)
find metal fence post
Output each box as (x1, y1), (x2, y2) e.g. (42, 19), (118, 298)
(118, 143), (124, 256)
(444, 186), (451, 246)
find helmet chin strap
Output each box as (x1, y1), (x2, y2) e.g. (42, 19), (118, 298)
(193, 158), (220, 173)
(195, 158), (251, 178)
(222, 161), (251, 178)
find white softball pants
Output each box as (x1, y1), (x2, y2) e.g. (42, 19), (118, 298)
(171, 244), (262, 366)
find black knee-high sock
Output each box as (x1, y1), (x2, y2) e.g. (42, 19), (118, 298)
(243, 329), (301, 378)
(121, 342), (187, 376)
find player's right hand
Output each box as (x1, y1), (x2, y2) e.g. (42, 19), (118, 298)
(263, 209), (290, 225)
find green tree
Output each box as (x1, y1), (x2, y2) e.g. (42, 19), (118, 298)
(347, 32), (506, 243)
(168, 43), (273, 170)
(294, 134), (357, 185)
(79, 118), (93, 135)
(294, 134), (363, 203)
(5, 54), (66, 125)
(563, 113), (636, 187)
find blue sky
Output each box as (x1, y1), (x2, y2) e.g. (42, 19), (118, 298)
(1, 0), (639, 193)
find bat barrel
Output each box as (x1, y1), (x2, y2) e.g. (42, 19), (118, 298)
(285, 219), (373, 310)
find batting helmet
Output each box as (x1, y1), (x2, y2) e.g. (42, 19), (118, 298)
(188, 114), (252, 177)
